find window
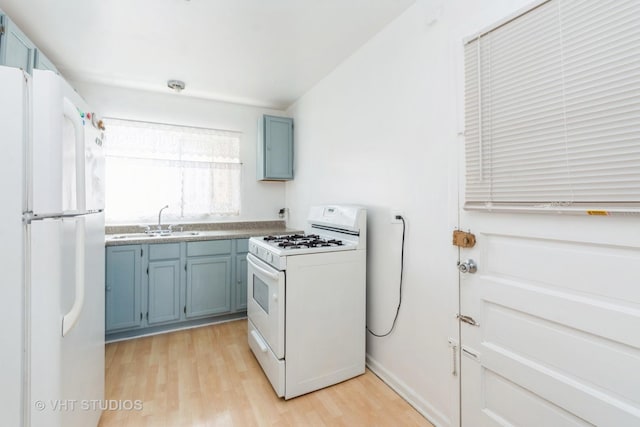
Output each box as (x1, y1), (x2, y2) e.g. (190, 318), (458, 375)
(104, 119), (241, 223)
(464, 0), (640, 213)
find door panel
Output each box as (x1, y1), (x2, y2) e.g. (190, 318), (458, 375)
(246, 253), (285, 359)
(148, 260), (181, 324)
(1, 18), (34, 72)
(236, 254), (247, 310)
(186, 256), (231, 318)
(459, 213), (640, 426)
(29, 219), (63, 427)
(60, 212), (104, 427)
(463, 362), (591, 427)
(264, 115), (293, 179)
(105, 245), (142, 331)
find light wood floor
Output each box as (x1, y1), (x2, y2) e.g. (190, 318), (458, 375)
(99, 319), (433, 427)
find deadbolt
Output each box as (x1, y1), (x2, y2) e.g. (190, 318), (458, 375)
(458, 259), (477, 274)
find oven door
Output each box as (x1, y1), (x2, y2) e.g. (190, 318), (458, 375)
(247, 253), (285, 359)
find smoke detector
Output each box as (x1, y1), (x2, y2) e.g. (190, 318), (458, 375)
(167, 80), (186, 92)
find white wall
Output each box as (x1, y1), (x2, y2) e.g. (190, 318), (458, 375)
(285, 1), (532, 425)
(71, 81), (288, 224)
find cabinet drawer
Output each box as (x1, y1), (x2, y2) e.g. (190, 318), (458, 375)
(149, 243), (180, 260)
(248, 320), (284, 397)
(187, 240), (231, 257)
(236, 238), (249, 253)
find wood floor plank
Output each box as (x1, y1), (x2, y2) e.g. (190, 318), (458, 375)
(99, 320), (433, 427)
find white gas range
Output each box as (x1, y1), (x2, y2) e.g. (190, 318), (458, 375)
(247, 205), (366, 399)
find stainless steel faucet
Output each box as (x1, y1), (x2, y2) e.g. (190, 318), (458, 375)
(157, 205), (169, 231)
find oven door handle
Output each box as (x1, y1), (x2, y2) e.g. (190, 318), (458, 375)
(247, 253), (280, 281)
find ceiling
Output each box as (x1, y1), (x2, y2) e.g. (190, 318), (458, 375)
(1, 0), (416, 109)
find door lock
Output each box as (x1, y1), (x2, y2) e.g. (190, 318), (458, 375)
(457, 259), (477, 274)
(457, 314), (480, 326)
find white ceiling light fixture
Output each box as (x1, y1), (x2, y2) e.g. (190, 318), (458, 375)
(167, 79), (186, 92)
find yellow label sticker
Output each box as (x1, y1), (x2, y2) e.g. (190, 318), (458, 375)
(587, 210), (609, 216)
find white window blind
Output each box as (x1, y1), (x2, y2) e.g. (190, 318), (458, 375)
(104, 119), (241, 223)
(464, 0), (640, 213)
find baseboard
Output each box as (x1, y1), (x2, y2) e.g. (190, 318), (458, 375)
(106, 313), (247, 343)
(366, 354), (451, 427)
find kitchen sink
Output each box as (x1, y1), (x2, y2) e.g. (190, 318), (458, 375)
(107, 231), (201, 240)
(109, 233), (153, 239)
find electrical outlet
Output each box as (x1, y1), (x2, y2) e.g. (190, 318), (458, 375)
(391, 210), (404, 224)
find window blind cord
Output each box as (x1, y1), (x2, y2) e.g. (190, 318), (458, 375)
(367, 216), (406, 338)
(556, 0), (575, 204)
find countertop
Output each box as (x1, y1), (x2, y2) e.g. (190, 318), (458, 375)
(105, 221), (302, 246)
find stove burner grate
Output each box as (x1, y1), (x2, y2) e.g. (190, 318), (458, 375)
(263, 233), (345, 250)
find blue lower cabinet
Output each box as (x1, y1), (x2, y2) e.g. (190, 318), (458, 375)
(147, 259), (181, 324)
(186, 256), (231, 318)
(234, 234), (249, 312)
(235, 254), (248, 311)
(105, 245), (143, 332)
(106, 239), (245, 339)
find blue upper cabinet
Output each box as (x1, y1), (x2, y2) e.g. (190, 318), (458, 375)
(34, 49), (58, 74)
(0, 13), (35, 73)
(258, 115), (293, 181)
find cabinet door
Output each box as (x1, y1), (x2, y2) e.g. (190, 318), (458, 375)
(147, 260), (181, 324)
(34, 49), (58, 73)
(105, 246), (142, 332)
(186, 256), (231, 318)
(235, 253), (248, 311)
(263, 115), (293, 180)
(0, 16), (35, 73)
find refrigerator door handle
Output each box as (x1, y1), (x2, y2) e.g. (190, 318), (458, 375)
(62, 216), (86, 336)
(63, 97), (86, 212)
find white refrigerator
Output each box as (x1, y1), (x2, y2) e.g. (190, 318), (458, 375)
(0, 65), (106, 427)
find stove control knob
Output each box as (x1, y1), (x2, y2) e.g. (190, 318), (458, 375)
(267, 253), (273, 263)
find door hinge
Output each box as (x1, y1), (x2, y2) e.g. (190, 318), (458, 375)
(448, 338), (458, 376)
(184, 264), (187, 272)
(183, 306), (186, 314)
(141, 248), (143, 257)
(146, 312), (149, 320)
(457, 314), (479, 327)
(146, 266), (149, 275)
(140, 312), (143, 321)
(452, 230), (476, 248)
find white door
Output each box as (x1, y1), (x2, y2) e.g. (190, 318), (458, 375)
(458, 211), (640, 426)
